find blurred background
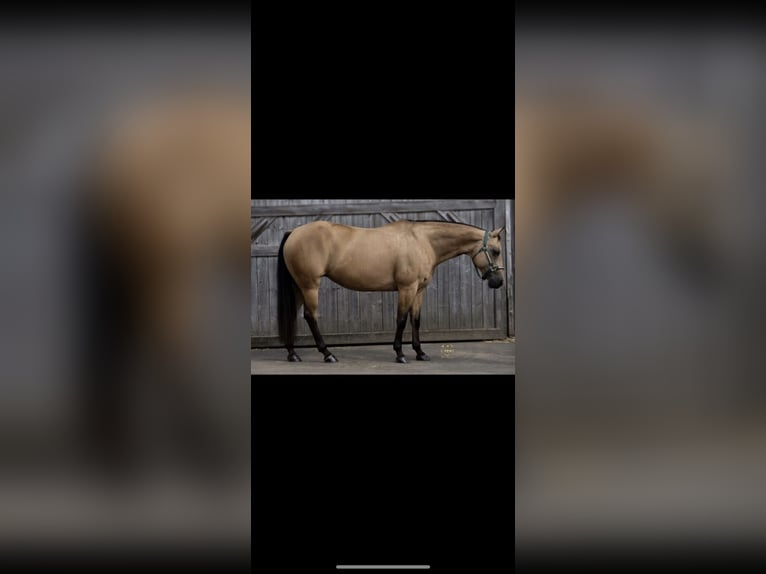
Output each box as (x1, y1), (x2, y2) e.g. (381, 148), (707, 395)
(0, 15), (250, 561)
(516, 22), (766, 556)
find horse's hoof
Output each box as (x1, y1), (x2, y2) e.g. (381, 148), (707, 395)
(288, 354), (302, 362)
(324, 354), (338, 363)
(416, 353), (430, 361)
(396, 356), (408, 364)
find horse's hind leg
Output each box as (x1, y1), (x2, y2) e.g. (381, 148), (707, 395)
(302, 285), (337, 363)
(287, 289), (304, 362)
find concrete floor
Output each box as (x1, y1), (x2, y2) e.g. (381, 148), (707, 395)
(251, 339), (515, 375)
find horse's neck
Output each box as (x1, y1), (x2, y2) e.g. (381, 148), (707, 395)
(424, 224), (483, 265)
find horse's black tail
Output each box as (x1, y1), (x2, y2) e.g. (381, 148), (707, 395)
(277, 232), (297, 346)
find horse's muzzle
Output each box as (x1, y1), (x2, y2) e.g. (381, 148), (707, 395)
(488, 275), (504, 289)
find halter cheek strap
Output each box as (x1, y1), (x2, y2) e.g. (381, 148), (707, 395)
(473, 230), (505, 280)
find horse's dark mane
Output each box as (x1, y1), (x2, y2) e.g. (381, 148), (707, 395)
(407, 219), (483, 230)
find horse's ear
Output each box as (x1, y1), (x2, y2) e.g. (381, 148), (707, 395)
(491, 227), (505, 237)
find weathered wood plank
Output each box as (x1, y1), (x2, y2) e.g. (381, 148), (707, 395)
(381, 290), (394, 334)
(330, 279), (341, 334)
(251, 199), (497, 217)
(372, 292), (383, 334)
(251, 246), (278, 257)
(457, 211), (470, 330)
(337, 274), (349, 339)
(251, 217), (275, 242)
(506, 199), (514, 337)
(470, 209), (482, 329)
(495, 199), (510, 334)
(255, 258), (269, 336)
(482, 208), (493, 330)
(421, 279), (436, 336)
(316, 276), (329, 333)
(437, 259), (447, 330)
(255, 261), (263, 333)
(267, 252), (277, 336)
(492, 200), (505, 333)
(447, 257), (458, 330)
(351, 213), (363, 332)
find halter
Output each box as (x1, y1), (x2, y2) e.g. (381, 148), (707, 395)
(473, 230), (505, 280)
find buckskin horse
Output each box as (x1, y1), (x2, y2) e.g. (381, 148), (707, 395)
(276, 219), (506, 363)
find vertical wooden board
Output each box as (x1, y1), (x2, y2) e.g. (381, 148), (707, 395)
(381, 290), (393, 334)
(492, 204), (501, 329)
(331, 280), (341, 334)
(438, 258), (448, 330)
(506, 199), (513, 337)
(446, 257), (457, 330)
(272, 257), (279, 338)
(352, 212), (362, 332)
(318, 277), (332, 334)
(493, 200), (507, 332)
(482, 208), (493, 329)
(510, 199), (515, 336)
(470, 208), (483, 329)
(272, 257), (279, 336)
(348, 275), (359, 339)
(497, 201), (507, 332)
(256, 257), (270, 336)
(493, 201), (505, 331)
(252, 257), (263, 336)
(359, 291), (371, 335)
(250, 212), (261, 335)
(250, 256), (259, 333)
(318, 277), (330, 333)
(257, 256), (266, 337)
(429, 249), (437, 330)
(421, 281), (437, 333)
(373, 291), (384, 334)
(337, 274), (349, 336)
(333, 280), (342, 334)
(319, 277), (335, 334)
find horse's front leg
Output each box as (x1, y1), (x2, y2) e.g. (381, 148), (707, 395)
(410, 289), (429, 361)
(302, 286), (337, 363)
(393, 285), (418, 363)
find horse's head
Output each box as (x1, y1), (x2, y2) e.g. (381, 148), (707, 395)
(472, 227), (506, 289)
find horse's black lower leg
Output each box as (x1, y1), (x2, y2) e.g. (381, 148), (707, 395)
(411, 313), (430, 361)
(393, 311), (408, 363)
(304, 310), (337, 363)
(287, 345), (302, 362)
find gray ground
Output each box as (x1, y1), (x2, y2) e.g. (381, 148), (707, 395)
(251, 339), (515, 375)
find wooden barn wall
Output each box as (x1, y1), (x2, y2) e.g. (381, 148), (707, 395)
(251, 199), (514, 347)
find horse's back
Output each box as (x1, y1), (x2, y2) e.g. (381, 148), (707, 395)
(286, 220), (410, 249)
(284, 220), (414, 290)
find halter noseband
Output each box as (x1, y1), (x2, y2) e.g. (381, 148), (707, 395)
(473, 230), (505, 280)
